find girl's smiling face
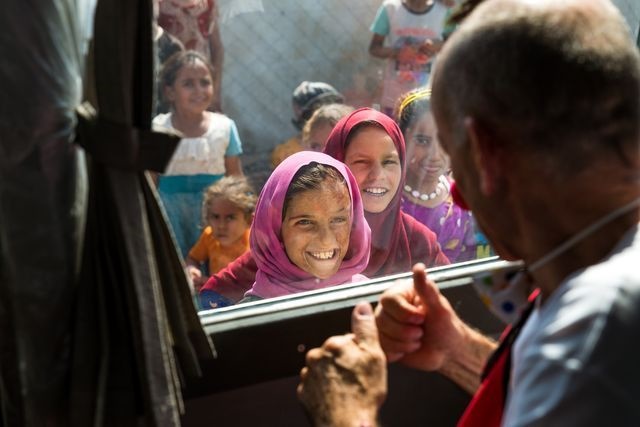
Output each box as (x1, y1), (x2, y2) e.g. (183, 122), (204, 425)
(281, 180), (352, 279)
(405, 112), (449, 184)
(344, 126), (402, 213)
(165, 58), (213, 115)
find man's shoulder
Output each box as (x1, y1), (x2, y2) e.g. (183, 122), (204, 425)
(567, 225), (640, 296)
(507, 226), (640, 425)
(529, 225), (640, 345)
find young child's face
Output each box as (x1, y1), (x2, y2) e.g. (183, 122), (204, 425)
(281, 180), (352, 279)
(165, 59), (213, 115)
(405, 111), (449, 184)
(302, 123), (333, 152)
(344, 126), (402, 213)
(206, 198), (251, 247)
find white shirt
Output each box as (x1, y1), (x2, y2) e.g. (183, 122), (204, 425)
(152, 112), (232, 176)
(503, 225), (640, 426)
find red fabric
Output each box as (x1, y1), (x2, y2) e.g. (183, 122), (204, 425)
(458, 289), (540, 427)
(457, 331), (511, 427)
(324, 108), (449, 276)
(200, 251), (256, 302)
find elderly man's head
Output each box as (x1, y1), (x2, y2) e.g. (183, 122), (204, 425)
(432, 0), (640, 259)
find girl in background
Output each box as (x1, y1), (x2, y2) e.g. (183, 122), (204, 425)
(185, 176), (256, 293)
(397, 88), (476, 262)
(300, 103), (354, 152)
(369, 0), (452, 116)
(241, 151), (371, 302)
(153, 50), (243, 258)
(158, 0), (224, 111)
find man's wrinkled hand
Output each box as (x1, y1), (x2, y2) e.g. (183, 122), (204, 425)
(298, 302), (387, 427)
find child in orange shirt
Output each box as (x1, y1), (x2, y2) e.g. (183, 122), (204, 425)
(185, 176), (257, 291)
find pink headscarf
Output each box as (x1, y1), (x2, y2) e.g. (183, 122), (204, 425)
(324, 108), (449, 276)
(246, 151), (371, 299)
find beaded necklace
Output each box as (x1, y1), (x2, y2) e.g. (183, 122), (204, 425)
(403, 174), (450, 201)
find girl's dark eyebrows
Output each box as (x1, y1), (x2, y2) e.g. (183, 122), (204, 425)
(285, 213), (313, 220)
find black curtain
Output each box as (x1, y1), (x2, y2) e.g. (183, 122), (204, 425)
(0, 0), (214, 425)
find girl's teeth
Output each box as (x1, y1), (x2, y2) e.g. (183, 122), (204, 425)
(310, 250), (335, 260)
(366, 188), (386, 195)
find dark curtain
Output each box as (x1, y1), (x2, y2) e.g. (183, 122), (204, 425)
(0, 0), (214, 425)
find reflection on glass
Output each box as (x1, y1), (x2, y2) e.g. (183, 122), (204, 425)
(149, 1), (495, 310)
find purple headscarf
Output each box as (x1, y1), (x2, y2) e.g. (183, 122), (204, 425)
(246, 151), (371, 299)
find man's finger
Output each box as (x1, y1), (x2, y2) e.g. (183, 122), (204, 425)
(351, 301), (379, 348)
(305, 347), (326, 365)
(377, 279), (426, 325)
(378, 330), (422, 357)
(412, 263), (441, 309)
(323, 334), (354, 355)
(376, 308), (424, 342)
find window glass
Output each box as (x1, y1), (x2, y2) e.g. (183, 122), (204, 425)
(152, 0), (640, 311)
(153, 0), (499, 312)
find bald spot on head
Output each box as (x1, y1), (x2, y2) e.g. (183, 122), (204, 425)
(433, 0), (640, 174)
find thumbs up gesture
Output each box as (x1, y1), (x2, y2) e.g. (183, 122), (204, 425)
(298, 302), (387, 427)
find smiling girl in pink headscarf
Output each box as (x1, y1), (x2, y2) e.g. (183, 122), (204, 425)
(241, 151), (371, 301)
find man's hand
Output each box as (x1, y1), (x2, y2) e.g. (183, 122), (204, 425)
(298, 302), (387, 427)
(375, 263), (468, 371)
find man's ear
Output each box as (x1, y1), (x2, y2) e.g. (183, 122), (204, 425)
(464, 116), (503, 196)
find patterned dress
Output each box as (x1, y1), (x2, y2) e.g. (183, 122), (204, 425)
(158, 0), (218, 60)
(401, 193), (476, 263)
